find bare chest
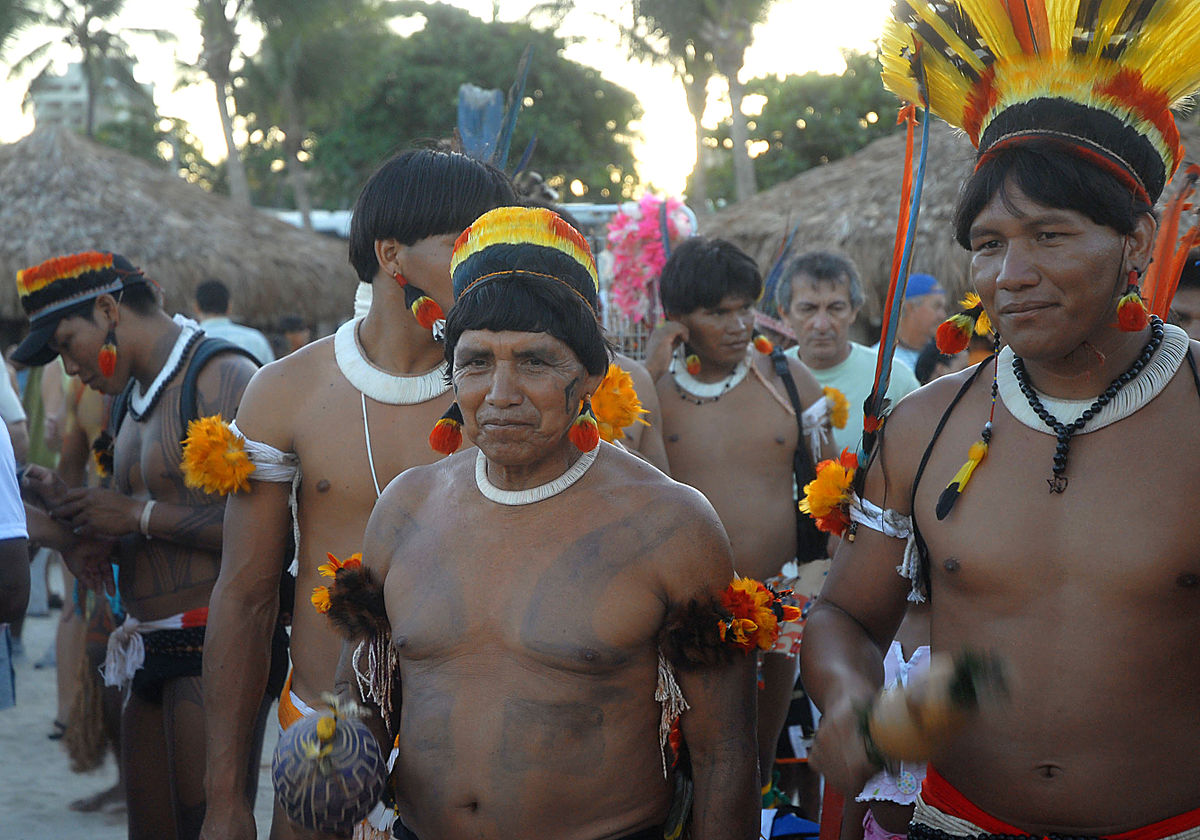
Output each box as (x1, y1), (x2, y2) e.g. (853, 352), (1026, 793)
(659, 376), (798, 478)
(914, 388), (1200, 610)
(293, 387), (453, 510)
(113, 386), (190, 501)
(383, 503), (668, 674)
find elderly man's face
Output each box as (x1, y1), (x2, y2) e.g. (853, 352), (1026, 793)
(453, 330), (601, 466)
(783, 274), (859, 370)
(901, 292), (948, 343)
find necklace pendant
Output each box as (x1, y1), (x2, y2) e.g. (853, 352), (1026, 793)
(1047, 474), (1068, 494)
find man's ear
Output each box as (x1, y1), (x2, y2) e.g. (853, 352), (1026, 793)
(374, 238), (404, 280)
(93, 294), (119, 327)
(1127, 212), (1158, 272)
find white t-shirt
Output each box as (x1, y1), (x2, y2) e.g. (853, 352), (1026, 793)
(786, 342), (922, 453)
(0, 423), (27, 540)
(0, 371), (26, 425)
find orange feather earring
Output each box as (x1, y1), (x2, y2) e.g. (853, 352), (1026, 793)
(98, 326), (118, 377)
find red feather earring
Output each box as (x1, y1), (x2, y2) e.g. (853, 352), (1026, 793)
(568, 398), (600, 452)
(98, 326), (118, 378)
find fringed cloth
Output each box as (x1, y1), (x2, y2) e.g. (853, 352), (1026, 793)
(912, 765), (1200, 840)
(101, 607), (208, 689)
(228, 420), (302, 575)
(849, 492), (924, 603)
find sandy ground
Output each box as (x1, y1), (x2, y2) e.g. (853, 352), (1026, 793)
(0, 607), (280, 840)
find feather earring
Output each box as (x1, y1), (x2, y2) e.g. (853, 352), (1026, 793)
(98, 327), (118, 378)
(568, 398), (600, 452)
(1117, 269), (1149, 332)
(429, 402), (464, 455)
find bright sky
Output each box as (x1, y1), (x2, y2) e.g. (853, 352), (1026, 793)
(0, 0), (890, 196)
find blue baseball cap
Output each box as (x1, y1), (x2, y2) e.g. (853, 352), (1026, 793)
(904, 273), (942, 300)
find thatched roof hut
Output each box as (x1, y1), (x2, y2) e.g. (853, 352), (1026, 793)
(709, 117), (1200, 328)
(0, 126), (356, 334)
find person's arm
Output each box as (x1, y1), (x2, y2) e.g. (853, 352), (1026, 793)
(661, 498), (759, 840)
(40, 359), (66, 455)
(53, 353), (258, 550)
(201, 365), (294, 840)
(800, 408), (921, 797)
(643, 320), (689, 382)
(618, 355), (670, 475)
(6, 421), (28, 465)
(0, 537), (29, 623)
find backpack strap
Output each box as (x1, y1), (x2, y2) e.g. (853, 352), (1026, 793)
(178, 338), (260, 429)
(107, 338), (259, 440)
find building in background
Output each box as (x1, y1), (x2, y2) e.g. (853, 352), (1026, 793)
(27, 62), (153, 134)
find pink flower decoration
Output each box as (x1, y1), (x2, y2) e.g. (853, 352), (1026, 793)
(605, 194), (695, 325)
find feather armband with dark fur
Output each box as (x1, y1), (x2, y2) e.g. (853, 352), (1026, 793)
(659, 576), (802, 668)
(312, 555), (398, 735)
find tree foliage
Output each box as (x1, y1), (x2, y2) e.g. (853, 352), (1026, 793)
(696, 51), (902, 204)
(11, 0), (169, 136)
(296, 2), (640, 209)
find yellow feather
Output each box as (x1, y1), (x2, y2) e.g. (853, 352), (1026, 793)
(907, 1), (989, 74)
(1131, 0), (1200, 102)
(953, 0), (1022, 59)
(1044, 0), (1078, 54)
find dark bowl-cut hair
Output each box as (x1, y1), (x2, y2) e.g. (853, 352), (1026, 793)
(348, 149), (518, 284)
(953, 140), (1153, 250)
(444, 273), (612, 377)
(659, 236), (762, 316)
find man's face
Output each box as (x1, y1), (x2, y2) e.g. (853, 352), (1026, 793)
(900, 292), (947, 344)
(50, 313), (123, 394)
(968, 181), (1132, 360)
(397, 232), (461, 311)
(672, 293), (756, 368)
(1171, 286), (1200, 340)
(453, 330), (601, 466)
(783, 274), (859, 369)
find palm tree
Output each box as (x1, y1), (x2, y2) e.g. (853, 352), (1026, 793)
(192, 0), (252, 205)
(0, 0), (38, 56)
(643, 0), (772, 202)
(540, 0), (773, 206)
(238, 0), (394, 227)
(9, 0), (170, 138)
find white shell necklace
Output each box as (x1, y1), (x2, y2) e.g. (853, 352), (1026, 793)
(475, 445), (599, 505)
(334, 317), (450, 406)
(669, 345), (749, 401)
(128, 315), (204, 421)
(996, 322), (1189, 436)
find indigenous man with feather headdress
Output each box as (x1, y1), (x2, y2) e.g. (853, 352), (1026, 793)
(200, 150), (517, 840)
(802, 1), (1200, 837)
(324, 206), (761, 840)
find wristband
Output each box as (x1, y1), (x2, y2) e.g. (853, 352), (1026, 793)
(139, 499), (155, 537)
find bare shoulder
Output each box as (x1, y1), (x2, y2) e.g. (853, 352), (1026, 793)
(596, 444), (733, 588)
(232, 335), (337, 447)
(193, 346), (260, 420)
(783, 351), (824, 402)
(871, 362), (987, 496)
(615, 352), (655, 395)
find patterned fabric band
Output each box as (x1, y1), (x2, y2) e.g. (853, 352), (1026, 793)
(913, 765), (1200, 840)
(229, 419), (302, 576)
(101, 608), (209, 689)
(849, 494), (923, 603)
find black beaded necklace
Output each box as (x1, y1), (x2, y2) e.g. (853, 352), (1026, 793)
(1011, 316), (1164, 493)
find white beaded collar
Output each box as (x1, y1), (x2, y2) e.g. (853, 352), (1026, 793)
(334, 317), (450, 405)
(997, 323), (1190, 435)
(129, 315), (203, 420)
(669, 345), (749, 399)
(475, 445), (599, 505)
